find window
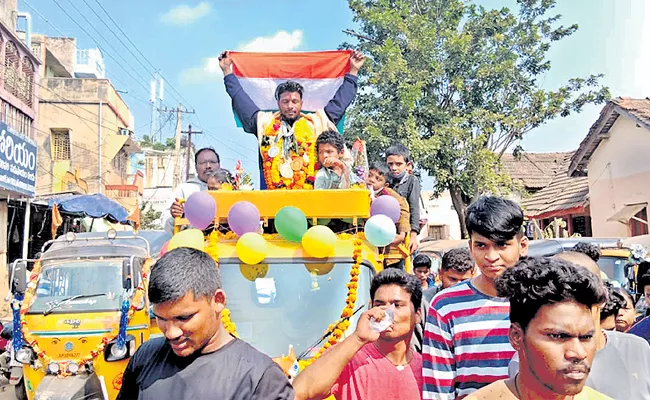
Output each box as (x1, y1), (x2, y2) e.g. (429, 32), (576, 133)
(4, 42), (18, 96)
(1, 99), (33, 138)
(20, 57), (34, 107)
(112, 148), (128, 180)
(630, 207), (649, 236)
(51, 129), (71, 161)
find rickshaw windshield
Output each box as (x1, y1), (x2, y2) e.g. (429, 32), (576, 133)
(597, 256), (628, 285)
(28, 259), (125, 314)
(221, 261), (373, 358)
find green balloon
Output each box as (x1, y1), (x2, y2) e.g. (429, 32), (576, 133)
(275, 206), (308, 242)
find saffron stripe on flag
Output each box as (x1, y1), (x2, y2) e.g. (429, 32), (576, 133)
(229, 50), (352, 79)
(237, 77), (344, 111)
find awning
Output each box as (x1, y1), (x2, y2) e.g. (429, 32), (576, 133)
(103, 135), (141, 162)
(607, 203), (648, 224)
(47, 193), (130, 224)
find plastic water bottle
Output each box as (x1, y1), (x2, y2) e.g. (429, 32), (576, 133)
(369, 306), (395, 333)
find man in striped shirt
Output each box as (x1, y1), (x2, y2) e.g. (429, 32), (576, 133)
(423, 196), (528, 399)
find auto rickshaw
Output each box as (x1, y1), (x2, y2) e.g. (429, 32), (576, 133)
(7, 230), (168, 400)
(173, 189), (388, 375)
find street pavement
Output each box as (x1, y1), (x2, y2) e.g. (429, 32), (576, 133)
(0, 377), (17, 400)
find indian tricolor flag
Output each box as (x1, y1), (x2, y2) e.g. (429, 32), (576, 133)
(228, 50), (352, 130)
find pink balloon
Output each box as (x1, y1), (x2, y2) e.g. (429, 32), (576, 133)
(185, 191), (217, 230)
(370, 195), (400, 223)
(228, 201), (261, 236)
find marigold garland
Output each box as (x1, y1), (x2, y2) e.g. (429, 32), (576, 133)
(207, 230), (238, 337)
(260, 116), (316, 190)
(20, 260), (151, 376)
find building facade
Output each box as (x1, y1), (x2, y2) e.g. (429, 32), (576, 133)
(570, 97), (650, 238)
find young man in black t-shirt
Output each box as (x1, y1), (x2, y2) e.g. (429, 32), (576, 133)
(117, 248), (293, 400)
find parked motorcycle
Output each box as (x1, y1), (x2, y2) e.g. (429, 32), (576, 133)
(0, 321), (27, 400)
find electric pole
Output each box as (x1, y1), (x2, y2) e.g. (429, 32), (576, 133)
(159, 104), (195, 187)
(182, 123), (202, 179)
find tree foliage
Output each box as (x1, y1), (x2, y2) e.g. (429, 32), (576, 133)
(342, 0), (610, 237)
(140, 202), (162, 230)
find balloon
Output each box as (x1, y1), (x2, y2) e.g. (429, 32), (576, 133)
(239, 264), (270, 281)
(370, 195), (400, 223)
(184, 191), (216, 230)
(228, 201), (261, 236)
(274, 206), (308, 242)
(365, 215), (397, 247)
(304, 263), (335, 276)
(236, 233), (268, 265)
(160, 240), (170, 256)
(168, 229), (205, 252)
(302, 226), (337, 258)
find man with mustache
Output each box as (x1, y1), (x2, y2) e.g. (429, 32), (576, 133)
(117, 248), (293, 400)
(466, 256), (611, 399)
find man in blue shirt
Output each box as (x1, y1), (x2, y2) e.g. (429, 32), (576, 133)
(218, 50), (364, 188)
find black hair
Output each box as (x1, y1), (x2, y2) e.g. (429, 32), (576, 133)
(413, 254), (432, 270)
(441, 248), (474, 273)
(275, 80), (304, 100)
(571, 242), (601, 262)
(316, 130), (344, 153)
(369, 162), (391, 179)
(614, 287), (635, 308)
(465, 196), (524, 243)
(385, 143), (411, 163)
(370, 268), (422, 310)
(194, 147), (220, 165)
(148, 248), (221, 304)
(601, 282), (627, 322)
(496, 256), (607, 331)
(207, 169), (230, 184)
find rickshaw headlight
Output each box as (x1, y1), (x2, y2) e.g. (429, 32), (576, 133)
(16, 347), (34, 364)
(105, 335), (136, 362)
(46, 362), (60, 374)
(67, 362), (79, 374)
(110, 344), (127, 359)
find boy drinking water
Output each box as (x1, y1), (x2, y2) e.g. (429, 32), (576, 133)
(315, 131), (361, 189)
(385, 144), (421, 253)
(366, 163), (410, 268)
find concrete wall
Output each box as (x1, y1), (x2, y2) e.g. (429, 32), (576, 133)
(421, 190), (463, 240)
(588, 116), (650, 236)
(0, 0), (17, 33)
(44, 37), (76, 77)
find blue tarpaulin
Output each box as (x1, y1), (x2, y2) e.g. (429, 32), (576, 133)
(47, 193), (130, 224)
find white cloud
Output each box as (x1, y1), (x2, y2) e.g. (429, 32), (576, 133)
(239, 30), (304, 52)
(161, 2), (211, 26)
(180, 30), (304, 84)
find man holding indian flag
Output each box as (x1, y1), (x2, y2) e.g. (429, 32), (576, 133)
(218, 50), (365, 190)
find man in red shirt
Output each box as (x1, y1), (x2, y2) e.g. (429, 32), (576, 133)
(293, 268), (423, 400)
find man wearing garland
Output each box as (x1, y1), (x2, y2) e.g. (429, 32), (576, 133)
(219, 50), (365, 189)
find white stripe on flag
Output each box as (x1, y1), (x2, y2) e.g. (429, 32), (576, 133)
(237, 77), (344, 112)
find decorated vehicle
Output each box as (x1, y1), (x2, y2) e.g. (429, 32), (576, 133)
(171, 189), (399, 375)
(7, 230), (170, 400)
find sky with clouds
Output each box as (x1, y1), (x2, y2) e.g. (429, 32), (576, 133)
(17, 0), (650, 189)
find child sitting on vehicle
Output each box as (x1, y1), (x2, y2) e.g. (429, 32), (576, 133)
(314, 130), (361, 190)
(366, 163), (410, 269)
(206, 169), (231, 191)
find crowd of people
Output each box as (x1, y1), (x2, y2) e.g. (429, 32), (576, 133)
(120, 192), (650, 400)
(136, 52), (650, 400)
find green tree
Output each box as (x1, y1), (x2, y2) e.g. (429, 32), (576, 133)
(343, 0), (610, 237)
(140, 202), (162, 230)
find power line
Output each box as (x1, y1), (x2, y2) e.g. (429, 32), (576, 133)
(89, 0), (194, 109)
(47, 0), (152, 97)
(22, 0), (153, 106)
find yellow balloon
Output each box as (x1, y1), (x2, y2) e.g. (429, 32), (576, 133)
(236, 233), (268, 265)
(168, 229), (205, 252)
(302, 226), (336, 258)
(240, 264), (270, 281)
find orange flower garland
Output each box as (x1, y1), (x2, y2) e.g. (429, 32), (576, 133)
(260, 116), (316, 190)
(206, 230), (238, 337)
(20, 260), (151, 376)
